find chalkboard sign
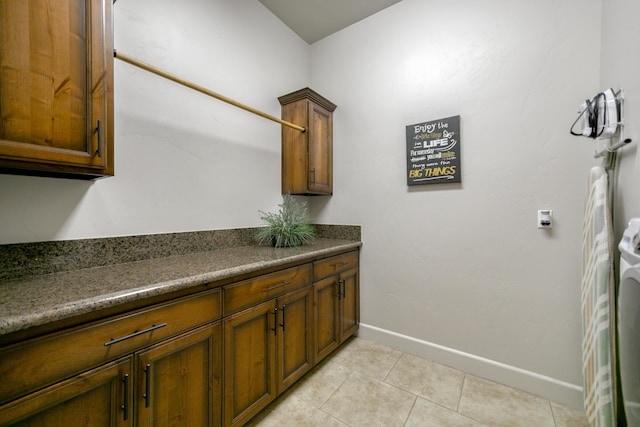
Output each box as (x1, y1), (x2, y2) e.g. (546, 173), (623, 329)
(406, 115), (461, 185)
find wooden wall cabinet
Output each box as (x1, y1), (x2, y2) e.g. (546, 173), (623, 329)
(0, 0), (114, 179)
(279, 88), (336, 195)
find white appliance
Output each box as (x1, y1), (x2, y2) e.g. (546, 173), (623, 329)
(618, 218), (640, 426)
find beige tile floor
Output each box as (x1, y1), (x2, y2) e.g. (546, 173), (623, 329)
(247, 337), (589, 427)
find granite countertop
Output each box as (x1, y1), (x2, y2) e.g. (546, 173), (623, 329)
(0, 239), (361, 337)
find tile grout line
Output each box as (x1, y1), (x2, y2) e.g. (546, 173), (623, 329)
(329, 345), (414, 426)
(401, 394), (419, 427)
(316, 362), (355, 425)
(548, 399), (558, 427)
(456, 374), (492, 426)
(382, 349), (404, 382)
(456, 373), (467, 413)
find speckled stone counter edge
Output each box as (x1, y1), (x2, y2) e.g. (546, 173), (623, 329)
(0, 225), (361, 282)
(0, 238), (362, 337)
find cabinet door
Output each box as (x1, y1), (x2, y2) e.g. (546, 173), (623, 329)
(280, 99), (309, 195)
(136, 322), (222, 427)
(223, 300), (277, 427)
(307, 102), (332, 194)
(277, 286), (313, 392)
(0, 0), (114, 177)
(279, 88), (335, 195)
(339, 267), (359, 342)
(313, 276), (340, 361)
(0, 357), (132, 426)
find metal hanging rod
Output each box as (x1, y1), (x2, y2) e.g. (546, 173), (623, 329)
(113, 50), (306, 133)
(594, 138), (633, 158)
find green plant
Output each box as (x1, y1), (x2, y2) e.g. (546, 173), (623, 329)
(255, 194), (316, 247)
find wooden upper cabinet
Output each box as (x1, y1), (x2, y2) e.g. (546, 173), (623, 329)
(279, 88), (336, 195)
(0, 0), (114, 179)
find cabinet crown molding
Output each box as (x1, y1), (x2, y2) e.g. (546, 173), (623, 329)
(278, 87), (337, 112)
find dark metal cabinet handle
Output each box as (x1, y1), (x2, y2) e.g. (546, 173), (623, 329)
(271, 307), (278, 336)
(280, 305), (286, 331)
(337, 280), (345, 299)
(311, 168), (316, 183)
(104, 323), (167, 346)
(96, 120), (103, 157)
(121, 374), (129, 420)
(143, 364), (151, 408)
(331, 262), (348, 270)
(267, 281), (290, 292)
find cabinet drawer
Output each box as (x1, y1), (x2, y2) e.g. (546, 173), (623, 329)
(313, 251), (359, 281)
(0, 288), (221, 404)
(223, 264), (311, 315)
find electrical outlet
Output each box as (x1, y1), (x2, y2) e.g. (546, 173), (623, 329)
(538, 210), (552, 229)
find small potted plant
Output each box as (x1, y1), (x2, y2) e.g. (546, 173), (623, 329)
(255, 194), (316, 247)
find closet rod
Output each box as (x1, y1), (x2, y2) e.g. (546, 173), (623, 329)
(114, 50), (306, 133)
(594, 138), (633, 158)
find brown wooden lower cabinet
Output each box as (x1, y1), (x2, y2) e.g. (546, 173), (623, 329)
(223, 285), (314, 427)
(277, 285), (314, 392)
(339, 267), (360, 341)
(0, 357), (132, 426)
(314, 275), (341, 360)
(0, 249), (359, 427)
(223, 299), (277, 427)
(314, 267), (359, 361)
(136, 323), (222, 427)
(0, 322), (222, 427)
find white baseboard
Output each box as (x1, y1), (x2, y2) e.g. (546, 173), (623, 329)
(357, 323), (584, 410)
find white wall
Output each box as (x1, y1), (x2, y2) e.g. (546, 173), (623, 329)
(308, 0), (602, 407)
(0, 0), (309, 244)
(0, 0), (616, 409)
(600, 0), (640, 240)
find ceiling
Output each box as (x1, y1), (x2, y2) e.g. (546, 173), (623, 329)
(258, 0), (402, 44)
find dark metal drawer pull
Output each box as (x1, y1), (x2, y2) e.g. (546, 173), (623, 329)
(271, 308), (278, 336)
(280, 305), (286, 331)
(121, 374), (129, 420)
(331, 262), (348, 270)
(96, 120), (103, 157)
(143, 364), (151, 408)
(267, 280), (290, 291)
(104, 323), (167, 346)
(337, 279), (345, 299)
